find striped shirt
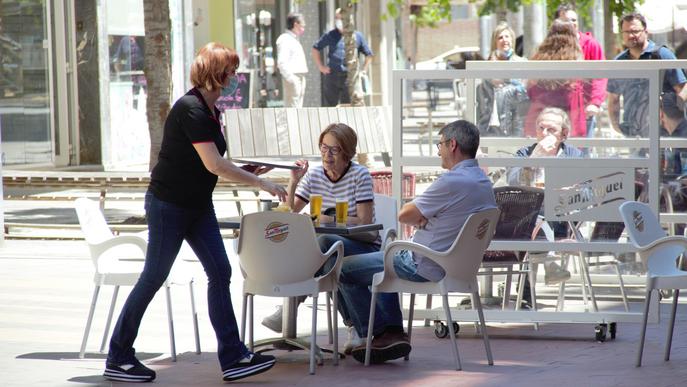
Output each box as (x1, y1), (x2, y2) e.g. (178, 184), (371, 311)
(295, 162), (375, 221)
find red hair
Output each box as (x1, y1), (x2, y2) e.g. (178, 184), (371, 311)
(190, 42), (240, 91)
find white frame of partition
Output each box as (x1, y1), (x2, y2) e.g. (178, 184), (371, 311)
(391, 60), (687, 325)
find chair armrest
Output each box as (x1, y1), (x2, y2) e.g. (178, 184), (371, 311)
(380, 228), (397, 251)
(90, 235), (148, 261)
(317, 240), (345, 281)
(378, 239), (444, 282)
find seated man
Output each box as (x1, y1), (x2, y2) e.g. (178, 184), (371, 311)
(339, 120), (497, 363)
(507, 107), (584, 303)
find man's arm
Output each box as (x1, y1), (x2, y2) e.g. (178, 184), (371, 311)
(311, 47), (330, 74)
(361, 54), (372, 73)
(607, 92), (622, 134)
(398, 202), (427, 229)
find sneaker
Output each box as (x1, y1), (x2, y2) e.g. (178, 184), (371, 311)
(103, 359), (156, 383)
(544, 262), (571, 285)
(222, 352), (276, 382)
(261, 306), (283, 333)
(351, 331), (411, 364)
(343, 326), (364, 355)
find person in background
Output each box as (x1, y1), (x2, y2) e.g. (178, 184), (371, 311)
(660, 92), (687, 180)
(276, 12), (308, 107)
(555, 3), (607, 138)
(104, 42), (286, 383)
(607, 12), (687, 137)
(312, 8), (373, 107)
(508, 107), (583, 306)
(338, 120), (496, 364)
(476, 22), (529, 137)
(524, 20), (587, 138)
(261, 123), (379, 355)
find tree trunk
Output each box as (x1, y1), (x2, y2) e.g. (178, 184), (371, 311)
(603, 0), (617, 59)
(341, 2), (364, 106)
(143, 0), (172, 170)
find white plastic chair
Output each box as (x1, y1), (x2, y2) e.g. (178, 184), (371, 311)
(364, 207), (500, 370)
(75, 198), (200, 362)
(619, 201), (687, 367)
(374, 194), (398, 250)
(237, 211), (344, 375)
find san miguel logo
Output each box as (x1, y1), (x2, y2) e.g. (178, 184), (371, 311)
(265, 222), (289, 242)
(553, 172), (627, 218)
(632, 210), (645, 232)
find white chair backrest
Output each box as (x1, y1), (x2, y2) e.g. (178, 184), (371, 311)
(441, 208), (500, 285)
(237, 212), (324, 285)
(75, 198), (114, 245)
(374, 194), (397, 232)
(619, 201), (666, 248)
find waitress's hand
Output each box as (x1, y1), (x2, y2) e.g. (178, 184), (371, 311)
(241, 164), (273, 176)
(291, 159), (309, 181)
(259, 179), (287, 202)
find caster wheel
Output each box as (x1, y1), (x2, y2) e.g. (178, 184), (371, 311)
(609, 322), (617, 340)
(595, 324), (608, 342)
(434, 321), (449, 338)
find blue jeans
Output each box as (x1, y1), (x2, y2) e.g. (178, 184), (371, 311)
(337, 249), (428, 337)
(317, 234), (379, 325)
(107, 192), (248, 370)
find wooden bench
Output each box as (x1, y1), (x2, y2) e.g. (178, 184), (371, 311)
(222, 106), (391, 165)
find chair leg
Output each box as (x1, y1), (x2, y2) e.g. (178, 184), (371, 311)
(240, 293), (247, 342)
(332, 290), (339, 366)
(364, 290), (378, 366)
(406, 294), (415, 361)
(665, 289), (679, 362)
(189, 280), (201, 354)
(515, 268), (526, 310)
(326, 294), (333, 345)
(636, 290), (652, 367)
(248, 295), (254, 351)
(556, 281), (566, 312)
(424, 294), (433, 327)
(614, 263), (630, 312)
(502, 273), (512, 310)
(528, 265), (540, 330)
(165, 283), (177, 362)
(79, 285), (101, 358)
(473, 291), (494, 366)
(99, 285), (119, 353)
(310, 295), (318, 375)
(442, 294), (462, 371)
(470, 293), (479, 333)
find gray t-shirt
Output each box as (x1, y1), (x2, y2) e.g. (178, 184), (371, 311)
(412, 158), (497, 281)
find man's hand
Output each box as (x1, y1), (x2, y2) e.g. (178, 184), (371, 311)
(532, 134), (559, 157)
(585, 104), (600, 118)
(319, 65), (331, 74)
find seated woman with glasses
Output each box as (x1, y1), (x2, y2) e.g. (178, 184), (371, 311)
(261, 123), (380, 354)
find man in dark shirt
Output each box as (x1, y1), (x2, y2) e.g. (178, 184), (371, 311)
(607, 12), (687, 137)
(311, 8), (373, 107)
(660, 91), (687, 180)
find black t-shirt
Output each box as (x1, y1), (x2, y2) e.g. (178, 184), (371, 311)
(149, 88), (227, 208)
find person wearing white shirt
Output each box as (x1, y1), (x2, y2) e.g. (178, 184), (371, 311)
(277, 13), (308, 107)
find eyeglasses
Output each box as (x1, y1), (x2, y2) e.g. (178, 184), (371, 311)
(622, 29), (645, 36)
(225, 66), (238, 76)
(320, 143), (342, 155)
(435, 139), (451, 150)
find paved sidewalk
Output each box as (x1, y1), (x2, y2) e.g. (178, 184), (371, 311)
(2, 238), (687, 386)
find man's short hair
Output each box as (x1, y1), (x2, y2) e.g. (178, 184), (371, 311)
(286, 12), (303, 30)
(661, 92), (685, 120)
(555, 3), (575, 18)
(439, 120), (480, 158)
(620, 12), (647, 30)
(536, 107), (572, 132)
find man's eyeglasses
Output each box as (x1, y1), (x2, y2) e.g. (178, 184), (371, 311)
(435, 139), (451, 150)
(320, 143), (342, 155)
(622, 29), (645, 36)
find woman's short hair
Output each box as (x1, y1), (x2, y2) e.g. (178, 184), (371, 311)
(319, 123), (358, 161)
(190, 42), (239, 91)
(490, 22), (516, 54)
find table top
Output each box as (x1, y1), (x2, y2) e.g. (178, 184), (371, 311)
(218, 216), (382, 235)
